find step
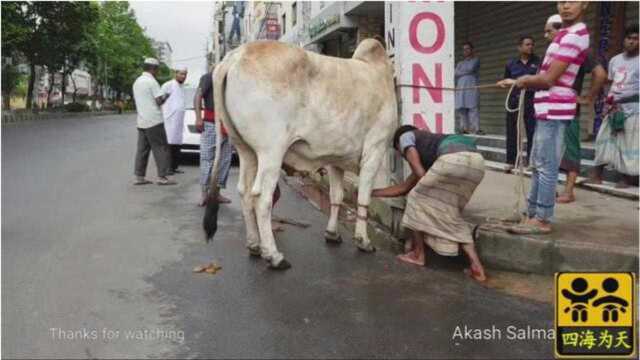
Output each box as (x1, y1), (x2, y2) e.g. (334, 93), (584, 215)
(469, 133), (596, 160)
(476, 145), (618, 182)
(483, 160), (639, 200)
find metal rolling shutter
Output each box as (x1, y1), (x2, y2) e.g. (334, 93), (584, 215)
(454, 2), (598, 136)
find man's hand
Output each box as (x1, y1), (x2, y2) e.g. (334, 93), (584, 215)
(195, 119), (204, 133)
(577, 95), (593, 105)
(497, 79), (516, 89)
(514, 75), (530, 89)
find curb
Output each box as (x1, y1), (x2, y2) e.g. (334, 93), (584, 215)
(475, 227), (639, 274)
(283, 174), (639, 275)
(1, 110), (134, 125)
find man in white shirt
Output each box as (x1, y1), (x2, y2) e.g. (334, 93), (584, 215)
(132, 58), (176, 185)
(161, 65), (188, 175)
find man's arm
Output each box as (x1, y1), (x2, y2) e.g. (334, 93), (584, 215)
(194, 86), (204, 132)
(372, 173), (420, 198)
(579, 64), (607, 104)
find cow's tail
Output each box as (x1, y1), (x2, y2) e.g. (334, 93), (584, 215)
(203, 56), (233, 242)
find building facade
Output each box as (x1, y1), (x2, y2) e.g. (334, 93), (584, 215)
(152, 40), (173, 67)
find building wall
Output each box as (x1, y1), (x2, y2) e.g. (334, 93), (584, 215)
(455, 1), (639, 137)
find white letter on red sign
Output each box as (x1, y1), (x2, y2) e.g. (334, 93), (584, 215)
(409, 12), (445, 54)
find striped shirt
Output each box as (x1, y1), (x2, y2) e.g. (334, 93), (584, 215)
(534, 22), (590, 121)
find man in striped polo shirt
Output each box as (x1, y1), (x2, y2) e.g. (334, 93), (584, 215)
(498, 1), (590, 234)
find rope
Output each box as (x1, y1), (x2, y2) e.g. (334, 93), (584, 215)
(504, 84), (528, 223)
(396, 83), (502, 91)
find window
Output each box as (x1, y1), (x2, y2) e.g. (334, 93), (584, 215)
(282, 14), (286, 35)
(292, 2), (297, 27)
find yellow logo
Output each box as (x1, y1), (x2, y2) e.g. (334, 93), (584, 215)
(555, 272), (635, 358)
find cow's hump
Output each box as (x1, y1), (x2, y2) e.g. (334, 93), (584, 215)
(352, 38), (387, 64)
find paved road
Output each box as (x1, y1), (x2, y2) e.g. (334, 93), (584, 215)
(2, 115), (554, 358)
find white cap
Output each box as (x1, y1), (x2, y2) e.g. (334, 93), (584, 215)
(547, 14), (562, 25)
(143, 57), (160, 66)
(174, 64), (188, 72)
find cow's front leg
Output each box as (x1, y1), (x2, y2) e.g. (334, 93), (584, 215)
(354, 148), (386, 252)
(325, 166), (344, 244)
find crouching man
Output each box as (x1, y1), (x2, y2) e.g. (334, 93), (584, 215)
(370, 125), (487, 283)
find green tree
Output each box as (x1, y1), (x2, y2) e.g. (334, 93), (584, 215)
(90, 2), (155, 102)
(1, 64), (23, 110)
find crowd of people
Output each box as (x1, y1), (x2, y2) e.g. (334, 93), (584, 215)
(129, 1), (637, 283)
(456, 9), (638, 202)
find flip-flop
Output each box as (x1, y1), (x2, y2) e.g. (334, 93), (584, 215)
(508, 224), (552, 235)
(133, 179), (152, 185)
(157, 179), (177, 186)
(556, 194), (575, 204)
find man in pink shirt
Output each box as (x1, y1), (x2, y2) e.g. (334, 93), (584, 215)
(498, 2), (590, 234)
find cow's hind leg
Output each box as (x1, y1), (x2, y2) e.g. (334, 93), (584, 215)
(236, 144), (261, 256)
(354, 147), (387, 253)
(253, 151), (290, 269)
(325, 166), (344, 244)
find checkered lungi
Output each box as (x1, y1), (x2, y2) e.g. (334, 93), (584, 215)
(200, 121), (233, 192)
(402, 152), (485, 256)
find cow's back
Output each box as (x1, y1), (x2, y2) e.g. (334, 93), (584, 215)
(223, 40), (396, 169)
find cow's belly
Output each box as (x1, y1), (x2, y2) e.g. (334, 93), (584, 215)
(285, 141), (361, 173)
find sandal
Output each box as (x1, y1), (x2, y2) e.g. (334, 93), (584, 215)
(133, 179), (152, 185)
(157, 177), (177, 186)
(508, 224), (552, 235)
(556, 194), (575, 204)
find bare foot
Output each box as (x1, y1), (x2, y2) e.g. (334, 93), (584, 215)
(464, 266), (487, 283)
(198, 193), (208, 207)
(397, 251), (425, 266)
(556, 193), (575, 204)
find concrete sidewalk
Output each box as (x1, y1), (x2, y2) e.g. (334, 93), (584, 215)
(466, 170), (639, 274)
(288, 169), (639, 275)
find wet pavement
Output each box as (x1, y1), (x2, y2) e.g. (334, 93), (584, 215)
(3, 115), (555, 358)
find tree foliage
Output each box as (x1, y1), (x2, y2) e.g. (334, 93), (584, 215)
(1, 1), (156, 109)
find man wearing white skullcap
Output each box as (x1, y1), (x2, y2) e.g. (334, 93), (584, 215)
(132, 57), (176, 185)
(161, 65), (189, 175)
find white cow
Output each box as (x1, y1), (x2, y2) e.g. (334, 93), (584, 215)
(204, 39), (397, 269)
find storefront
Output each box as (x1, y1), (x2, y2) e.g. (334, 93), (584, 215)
(454, 1), (639, 138)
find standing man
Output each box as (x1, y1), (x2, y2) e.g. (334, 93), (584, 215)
(503, 35), (541, 171)
(161, 65), (188, 175)
(498, 2), (590, 234)
(543, 14), (607, 203)
(195, 67), (233, 206)
(455, 42), (483, 135)
(132, 58), (176, 186)
(588, 24), (639, 188)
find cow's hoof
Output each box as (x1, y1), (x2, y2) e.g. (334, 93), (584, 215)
(324, 231), (343, 244)
(248, 246), (261, 257)
(269, 258), (292, 270)
(355, 239), (376, 253)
